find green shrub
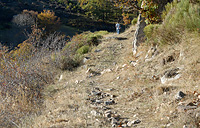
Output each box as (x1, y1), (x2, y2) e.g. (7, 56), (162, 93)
(163, 0), (200, 32)
(59, 56), (79, 70)
(94, 30), (109, 36)
(144, 24), (160, 40)
(60, 30), (108, 70)
(131, 18), (138, 25)
(62, 41), (73, 52)
(146, 0), (200, 45)
(76, 45), (90, 55)
(85, 31), (108, 46)
(86, 35), (99, 46)
(52, 53), (80, 70)
(156, 26), (182, 45)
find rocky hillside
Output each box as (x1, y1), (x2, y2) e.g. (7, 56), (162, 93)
(20, 24), (200, 128)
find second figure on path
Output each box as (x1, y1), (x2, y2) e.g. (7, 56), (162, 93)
(115, 22), (121, 34)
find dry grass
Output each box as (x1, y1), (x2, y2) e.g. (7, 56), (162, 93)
(17, 25), (200, 128)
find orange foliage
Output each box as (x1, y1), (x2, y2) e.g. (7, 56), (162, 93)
(122, 13), (131, 25)
(37, 10), (61, 34)
(10, 42), (35, 61)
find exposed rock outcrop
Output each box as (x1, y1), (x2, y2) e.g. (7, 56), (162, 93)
(132, 0), (173, 55)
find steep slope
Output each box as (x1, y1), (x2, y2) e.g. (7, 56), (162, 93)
(28, 26), (200, 128)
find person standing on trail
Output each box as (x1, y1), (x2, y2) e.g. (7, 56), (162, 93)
(115, 22), (121, 34)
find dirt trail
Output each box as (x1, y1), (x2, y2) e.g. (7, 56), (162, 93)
(30, 26), (139, 128)
(30, 26), (200, 128)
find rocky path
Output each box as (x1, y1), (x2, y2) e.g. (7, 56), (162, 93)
(30, 27), (139, 127)
(30, 26), (200, 128)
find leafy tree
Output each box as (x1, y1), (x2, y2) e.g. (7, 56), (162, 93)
(12, 9), (61, 35)
(78, 0), (122, 22)
(53, 0), (81, 13)
(114, 0), (172, 24)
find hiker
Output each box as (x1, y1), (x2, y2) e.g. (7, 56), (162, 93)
(115, 22), (121, 34)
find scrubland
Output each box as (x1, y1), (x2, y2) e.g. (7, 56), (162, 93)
(1, 0), (200, 127)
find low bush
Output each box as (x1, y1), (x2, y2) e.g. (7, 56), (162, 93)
(144, 24), (160, 41)
(131, 18), (138, 25)
(57, 55), (80, 70)
(163, 0), (200, 32)
(12, 10), (60, 35)
(86, 35), (99, 46)
(59, 31), (108, 70)
(76, 45), (90, 55)
(37, 10), (61, 34)
(12, 13), (35, 27)
(145, 0), (200, 45)
(0, 45), (54, 127)
(94, 30), (109, 36)
(85, 31), (108, 46)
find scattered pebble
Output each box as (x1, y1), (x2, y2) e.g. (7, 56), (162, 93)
(183, 125), (188, 128)
(127, 119), (141, 126)
(83, 57), (90, 63)
(91, 110), (97, 116)
(110, 117), (118, 125)
(116, 76), (120, 79)
(59, 74), (63, 81)
(91, 90), (101, 96)
(94, 49), (101, 52)
(104, 99), (115, 105)
(95, 100), (103, 104)
(122, 124), (127, 127)
(104, 113), (111, 118)
(122, 64), (127, 68)
(107, 88), (115, 91)
(175, 91), (186, 100)
(112, 124), (116, 127)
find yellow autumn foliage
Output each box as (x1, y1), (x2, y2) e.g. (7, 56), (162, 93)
(10, 42), (35, 61)
(37, 10), (60, 34)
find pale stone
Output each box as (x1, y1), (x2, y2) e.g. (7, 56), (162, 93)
(91, 110), (97, 116)
(59, 74), (63, 81)
(127, 119), (141, 126)
(111, 117), (118, 125)
(116, 76), (120, 79)
(104, 113), (111, 118)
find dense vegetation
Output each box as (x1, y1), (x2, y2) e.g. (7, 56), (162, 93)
(144, 0), (200, 45)
(51, 0), (125, 22)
